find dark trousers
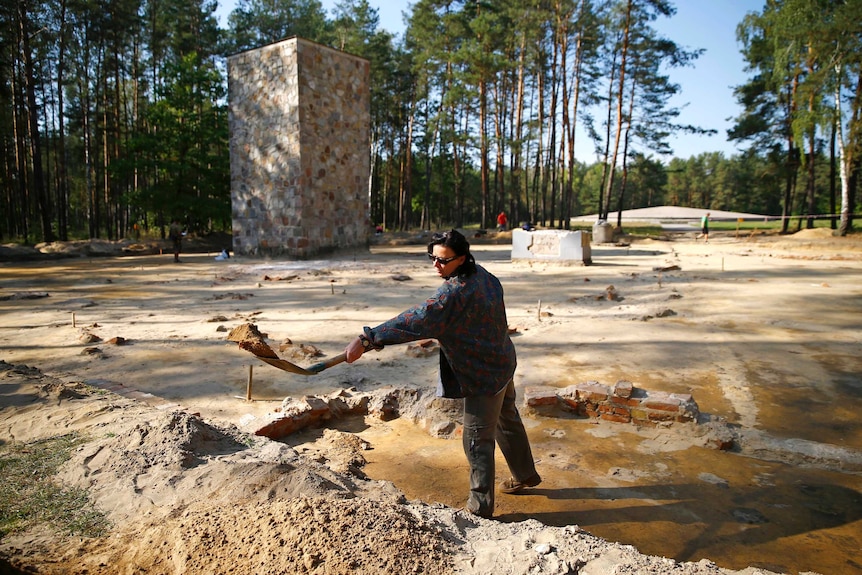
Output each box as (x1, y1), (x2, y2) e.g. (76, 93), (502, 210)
(462, 379), (537, 517)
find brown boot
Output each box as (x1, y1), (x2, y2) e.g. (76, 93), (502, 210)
(500, 473), (542, 494)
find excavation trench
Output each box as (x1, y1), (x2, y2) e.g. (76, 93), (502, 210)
(1, 231), (860, 575)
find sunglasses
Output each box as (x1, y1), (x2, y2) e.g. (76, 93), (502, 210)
(428, 253), (460, 265)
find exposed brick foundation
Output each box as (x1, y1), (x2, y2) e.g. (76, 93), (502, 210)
(524, 380), (699, 426)
(242, 379), (701, 442)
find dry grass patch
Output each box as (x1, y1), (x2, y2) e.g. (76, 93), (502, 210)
(0, 433), (109, 538)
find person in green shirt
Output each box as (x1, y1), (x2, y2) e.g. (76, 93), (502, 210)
(699, 213), (710, 243)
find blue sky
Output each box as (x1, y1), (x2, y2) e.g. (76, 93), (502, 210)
(217, 0), (765, 162)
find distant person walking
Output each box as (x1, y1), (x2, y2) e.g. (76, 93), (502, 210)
(169, 220), (183, 262)
(496, 211), (508, 231)
(699, 213), (710, 243)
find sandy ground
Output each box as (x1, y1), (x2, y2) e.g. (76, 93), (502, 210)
(1, 228), (861, 575)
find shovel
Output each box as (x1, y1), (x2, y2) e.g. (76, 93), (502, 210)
(253, 352), (348, 376)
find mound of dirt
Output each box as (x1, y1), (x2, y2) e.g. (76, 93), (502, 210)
(295, 428), (372, 477)
(91, 411), (247, 471)
(0, 243), (76, 261)
(791, 228), (837, 239)
(0, 233), (233, 262)
(60, 497), (455, 575)
(0, 366), (787, 575)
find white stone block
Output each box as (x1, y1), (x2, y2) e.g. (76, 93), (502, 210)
(511, 229), (591, 264)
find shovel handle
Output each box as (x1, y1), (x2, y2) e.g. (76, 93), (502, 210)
(254, 355), (316, 375)
(306, 352), (348, 374)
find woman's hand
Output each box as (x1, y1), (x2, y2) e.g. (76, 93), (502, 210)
(345, 336), (366, 363)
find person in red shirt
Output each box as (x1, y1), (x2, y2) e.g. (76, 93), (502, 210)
(496, 211), (508, 231)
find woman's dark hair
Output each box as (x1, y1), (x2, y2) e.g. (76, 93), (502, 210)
(427, 229), (477, 276)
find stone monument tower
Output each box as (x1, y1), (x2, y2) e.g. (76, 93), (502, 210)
(228, 37), (370, 258)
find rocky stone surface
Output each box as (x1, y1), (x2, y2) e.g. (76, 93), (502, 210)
(228, 38), (371, 258)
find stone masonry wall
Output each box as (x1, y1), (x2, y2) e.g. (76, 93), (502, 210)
(228, 37), (371, 258)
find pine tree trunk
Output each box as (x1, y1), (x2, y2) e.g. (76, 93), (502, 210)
(56, 0), (70, 241)
(11, 69), (30, 240)
(598, 48), (618, 221)
(780, 76), (800, 234)
(403, 95), (416, 230)
(20, 0), (55, 242)
(602, 0), (632, 225)
(510, 34), (527, 227)
(480, 79), (489, 229)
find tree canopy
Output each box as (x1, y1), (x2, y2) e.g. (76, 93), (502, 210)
(1, 0), (859, 244)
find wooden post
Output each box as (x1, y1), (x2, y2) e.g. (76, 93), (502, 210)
(537, 299), (542, 321)
(72, 312), (76, 328)
(246, 365), (253, 401)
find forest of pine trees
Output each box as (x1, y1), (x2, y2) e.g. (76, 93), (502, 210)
(2, 0), (860, 244)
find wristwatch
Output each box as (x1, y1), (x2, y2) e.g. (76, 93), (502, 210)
(358, 334), (375, 349)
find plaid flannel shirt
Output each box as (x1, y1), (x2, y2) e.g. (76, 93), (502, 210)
(365, 265), (516, 398)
